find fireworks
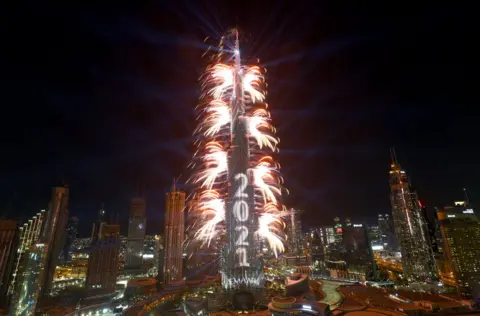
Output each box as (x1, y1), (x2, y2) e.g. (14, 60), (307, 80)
(189, 29), (288, 258)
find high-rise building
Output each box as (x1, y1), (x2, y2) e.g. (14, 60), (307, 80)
(9, 243), (48, 316)
(287, 209), (303, 255)
(10, 186), (69, 314)
(41, 186), (70, 295)
(86, 220), (120, 292)
(333, 217), (343, 245)
(421, 204), (440, 253)
(377, 213), (398, 251)
(0, 219), (19, 310)
(62, 216), (79, 264)
(342, 224), (376, 281)
(437, 202), (480, 298)
(367, 225), (383, 250)
(163, 188), (185, 284)
(91, 206), (107, 243)
(8, 210), (45, 300)
(324, 227), (335, 245)
(126, 197), (146, 270)
(310, 231), (324, 261)
(388, 151), (435, 281)
(185, 193), (200, 278)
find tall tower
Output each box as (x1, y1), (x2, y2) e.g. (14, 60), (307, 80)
(0, 219), (19, 310)
(41, 186), (70, 295)
(342, 224), (376, 281)
(91, 205), (107, 244)
(378, 213), (398, 251)
(86, 218), (120, 293)
(163, 188), (185, 284)
(126, 197), (147, 270)
(223, 29), (263, 290)
(388, 150), (435, 281)
(62, 216), (79, 264)
(7, 210), (45, 300)
(189, 28), (287, 306)
(287, 209), (303, 255)
(9, 185), (68, 315)
(437, 202), (480, 298)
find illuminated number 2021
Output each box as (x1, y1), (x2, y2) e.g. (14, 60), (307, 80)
(234, 173), (249, 267)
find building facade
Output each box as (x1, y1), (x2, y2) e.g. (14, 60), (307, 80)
(388, 153), (435, 281)
(378, 213), (398, 251)
(8, 210), (45, 301)
(342, 224), (376, 281)
(10, 243), (49, 315)
(62, 216), (79, 264)
(126, 197), (146, 270)
(163, 189), (185, 284)
(0, 219), (19, 310)
(367, 225), (382, 250)
(86, 222), (121, 292)
(41, 186), (70, 295)
(437, 202), (480, 298)
(287, 209), (303, 255)
(9, 186), (69, 315)
(91, 207), (107, 243)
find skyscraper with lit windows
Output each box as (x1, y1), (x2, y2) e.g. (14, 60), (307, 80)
(126, 197), (146, 270)
(41, 186), (70, 295)
(0, 219), (19, 310)
(9, 185), (69, 315)
(388, 150), (435, 281)
(86, 218), (120, 292)
(163, 188), (185, 284)
(438, 201), (480, 298)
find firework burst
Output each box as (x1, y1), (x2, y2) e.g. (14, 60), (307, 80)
(188, 30), (288, 259)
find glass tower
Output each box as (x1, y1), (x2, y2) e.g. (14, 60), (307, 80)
(388, 150), (435, 281)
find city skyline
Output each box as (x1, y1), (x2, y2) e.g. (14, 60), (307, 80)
(2, 2), (480, 314)
(1, 2), (478, 235)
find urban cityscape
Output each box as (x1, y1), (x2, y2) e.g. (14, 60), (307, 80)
(1, 2), (478, 316)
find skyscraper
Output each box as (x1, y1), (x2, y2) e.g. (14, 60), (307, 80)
(126, 197), (146, 270)
(287, 209), (303, 255)
(8, 210), (45, 300)
(41, 186), (70, 295)
(437, 202), (480, 298)
(367, 225), (382, 249)
(9, 186), (69, 315)
(86, 220), (121, 292)
(342, 224), (376, 281)
(91, 206), (107, 243)
(163, 188), (185, 284)
(377, 213), (398, 251)
(388, 150), (435, 281)
(9, 186), (68, 315)
(0, 219), (19, 310)
(62, 216), (79, 264)
(333, 217), (343, 245)
(10, 243), (48, 315)
(187, 28), (289, 300)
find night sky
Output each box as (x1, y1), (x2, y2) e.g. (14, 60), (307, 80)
(1, 1), (477, 236)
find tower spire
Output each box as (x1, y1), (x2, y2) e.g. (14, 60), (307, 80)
(172, 175), (181, 192)
(463, 188), (470, 205)
(390, 147), (398, 164)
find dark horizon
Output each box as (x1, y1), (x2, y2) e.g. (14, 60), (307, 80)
(1, 1), (478, 236)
